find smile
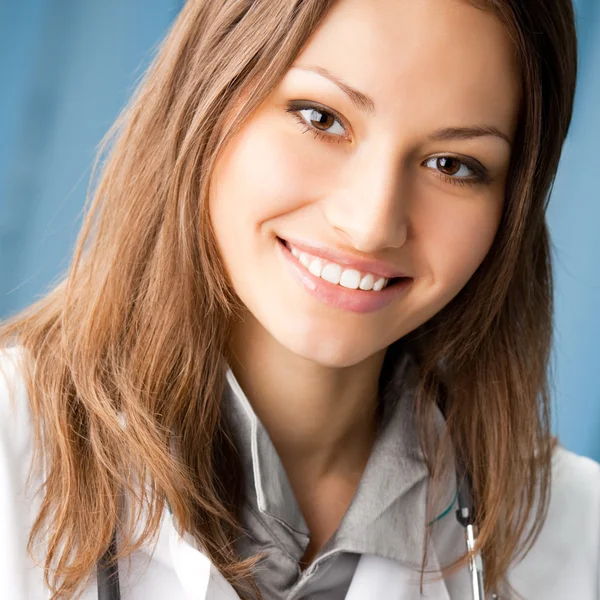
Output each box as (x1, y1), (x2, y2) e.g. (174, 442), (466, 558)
(276, 237), (412, 314)
(285, 240), (391, 291)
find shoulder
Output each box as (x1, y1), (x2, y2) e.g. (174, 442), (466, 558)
(0, 343), (41, 495)
(508, 444), (600, 598)
(551, 444), (600, 508)
(0, 345), (36, 458)
(0, 345), (51, 598)
(0, 344), (46, 509)
(548, 445), (600, 546)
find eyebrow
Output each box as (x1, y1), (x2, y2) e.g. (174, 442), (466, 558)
(292, 65), (512, 146)
(292, 65), (376, 114)
(428, 125), (512, 146)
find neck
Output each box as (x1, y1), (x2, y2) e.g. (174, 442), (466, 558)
(226, 315), (387, 482)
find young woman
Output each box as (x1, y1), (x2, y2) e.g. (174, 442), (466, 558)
(1, 0), (598, 598)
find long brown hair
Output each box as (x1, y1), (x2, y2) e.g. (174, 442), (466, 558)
(0, 0), (577, 598)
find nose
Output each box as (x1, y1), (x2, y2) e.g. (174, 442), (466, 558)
(322, 154), (409, 254)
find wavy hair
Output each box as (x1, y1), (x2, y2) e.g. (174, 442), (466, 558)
(0, 0), (577, 598)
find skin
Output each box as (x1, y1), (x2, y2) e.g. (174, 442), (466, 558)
(209, 0), (521, 565)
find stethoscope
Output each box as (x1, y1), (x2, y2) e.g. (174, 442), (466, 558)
(96, 456), (494, 600)
(453, 456), (495, 600)
(97, 528), (120, 600)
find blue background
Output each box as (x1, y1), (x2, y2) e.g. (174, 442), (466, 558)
(1, 1), (598, 460)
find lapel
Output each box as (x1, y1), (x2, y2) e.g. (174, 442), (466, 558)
(168, 511), (240, 600)
(343, 497), (473, 600)
(343, 553), (451, 600)
(343, 525), (472, 599)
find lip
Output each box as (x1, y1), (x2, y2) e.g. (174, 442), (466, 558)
(276, 237), (413, 314)
(279, 236), (409, 279)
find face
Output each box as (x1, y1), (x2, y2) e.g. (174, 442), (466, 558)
(209, 0), (521, 368)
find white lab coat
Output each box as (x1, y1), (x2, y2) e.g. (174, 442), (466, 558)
(1, 345), (599, 599)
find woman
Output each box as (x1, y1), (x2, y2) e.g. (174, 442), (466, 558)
(0, 0), (598, 598)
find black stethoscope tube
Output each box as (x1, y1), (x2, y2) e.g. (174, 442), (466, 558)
(97, 528), (121, 600)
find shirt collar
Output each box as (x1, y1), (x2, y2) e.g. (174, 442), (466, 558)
(221, 347), (456, 566)
(223, 362), (310, 537)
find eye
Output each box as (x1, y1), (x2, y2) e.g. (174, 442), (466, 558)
(423, 156), (489, 187)
(285, 101), (349, 143)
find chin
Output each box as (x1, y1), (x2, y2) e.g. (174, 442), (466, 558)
(272, 319), (387, 369)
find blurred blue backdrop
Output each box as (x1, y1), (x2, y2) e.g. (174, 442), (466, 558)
(0, 1), (598, 461)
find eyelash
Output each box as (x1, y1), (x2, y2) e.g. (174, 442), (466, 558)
(285, 102), (490, 188)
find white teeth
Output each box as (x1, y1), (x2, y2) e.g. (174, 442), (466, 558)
(286, 242), (391, 291)
(359, 273), (375, 291)
(339, 269), (361, 289)
(373, 277), (386, 291)
(299, 252), (311, 268)
(321, 263), (342, 285)
(308, 258), (323, 277)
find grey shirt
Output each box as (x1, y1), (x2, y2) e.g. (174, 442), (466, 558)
(221, 350), (448, 600)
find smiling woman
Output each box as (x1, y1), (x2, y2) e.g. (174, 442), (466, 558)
(0, 1), (597, 600)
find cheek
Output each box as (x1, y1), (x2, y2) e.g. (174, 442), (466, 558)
(210, 114), (321, 233)
(416, 191), (503, 295)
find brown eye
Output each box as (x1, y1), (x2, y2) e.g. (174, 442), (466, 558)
(423, 155), (487, 187)
(286, 103), (347, 139)
(436, 156), (462, 176)
(308, 109), (336, 131)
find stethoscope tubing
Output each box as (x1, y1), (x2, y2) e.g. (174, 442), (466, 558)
(97, 528), (121, 600)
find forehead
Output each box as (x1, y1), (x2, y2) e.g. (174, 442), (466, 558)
(289, 0), (521, 137)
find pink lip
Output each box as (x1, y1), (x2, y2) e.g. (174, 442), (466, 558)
(276, 238), (412, 314)
(280, 237), (408, 279)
